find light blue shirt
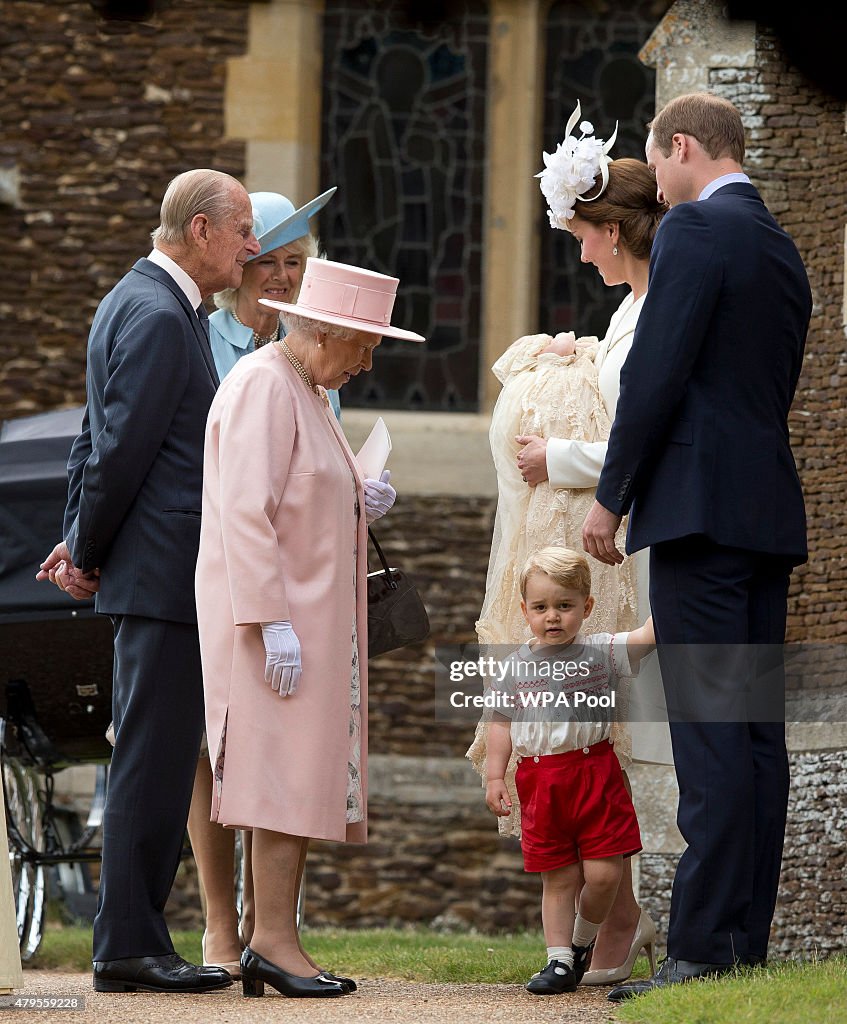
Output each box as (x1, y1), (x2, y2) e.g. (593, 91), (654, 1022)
(208, 308), (342, 420)
(698, 172), (751, 201)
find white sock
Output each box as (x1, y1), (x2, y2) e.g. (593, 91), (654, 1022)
(572, 914), (602, 949)
(546, 945), (574, 967)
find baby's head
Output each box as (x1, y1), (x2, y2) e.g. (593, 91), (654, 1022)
(519, 546), (595, 647)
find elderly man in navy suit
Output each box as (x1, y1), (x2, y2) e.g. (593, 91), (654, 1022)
(38, 169), (259, 992)
(582, 93), (812, 997)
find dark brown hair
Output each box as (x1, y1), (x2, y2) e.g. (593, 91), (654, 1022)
(572, 158), (666, 260)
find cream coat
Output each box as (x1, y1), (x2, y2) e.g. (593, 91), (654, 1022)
(196, 343), (368, 843)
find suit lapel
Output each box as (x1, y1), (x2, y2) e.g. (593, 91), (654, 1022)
(132, 259), (220, 388)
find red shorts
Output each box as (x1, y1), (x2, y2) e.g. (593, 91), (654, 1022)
(515, 740), (642, 873)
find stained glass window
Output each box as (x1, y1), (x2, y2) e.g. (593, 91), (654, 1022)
(320, 0), (488, 411)
(539, 1), (663, 340)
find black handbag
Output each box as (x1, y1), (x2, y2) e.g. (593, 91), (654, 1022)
(366, 527), (431, 658)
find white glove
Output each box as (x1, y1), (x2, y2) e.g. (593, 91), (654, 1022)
(364, 469), (396, 525)
(261, 620), (302, 697)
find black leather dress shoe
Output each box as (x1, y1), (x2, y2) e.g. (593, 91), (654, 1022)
(742, 954), (767, 968)
(93, 954), (232, 993)
(607, 957), (735, 1001)
(240, 946), (347, 998)
(525, 959), (577, 995)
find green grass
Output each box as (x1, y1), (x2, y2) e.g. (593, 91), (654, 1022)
(27, 925), (846, 1024)
(28, 924), (653, 984)
(614, 956), (847, 1024)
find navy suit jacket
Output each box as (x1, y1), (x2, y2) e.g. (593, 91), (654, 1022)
(64, 258), (219, 623)
(596, 183), (812, 564)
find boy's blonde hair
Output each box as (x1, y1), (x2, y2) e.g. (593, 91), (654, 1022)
(520, 546), (592, 599)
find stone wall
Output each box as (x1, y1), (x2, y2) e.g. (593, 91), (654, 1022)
(712, 31), (847, 645)
(366, 497), (494, 758)
(774, 751), (847, 956)
(0, 0), (249, 417)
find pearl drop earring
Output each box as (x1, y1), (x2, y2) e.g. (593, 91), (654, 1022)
(613, 246), (619, 256)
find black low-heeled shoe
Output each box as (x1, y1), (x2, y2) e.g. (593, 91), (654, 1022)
(240, 947), (347, 998)
(318, 971), (357, 993)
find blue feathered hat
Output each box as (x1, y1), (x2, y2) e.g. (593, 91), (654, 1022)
(249, 187), (336, 259)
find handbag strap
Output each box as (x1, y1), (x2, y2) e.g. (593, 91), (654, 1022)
(368, 527), (398, 589)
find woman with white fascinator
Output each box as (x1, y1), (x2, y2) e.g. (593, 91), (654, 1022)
(195, 257), (423, 998)
(187, 186), (338, 978)
(469, 102), (674, 991)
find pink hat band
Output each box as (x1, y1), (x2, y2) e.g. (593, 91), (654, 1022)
(298, 275), (394, 327)
(258, 257), (425, 342)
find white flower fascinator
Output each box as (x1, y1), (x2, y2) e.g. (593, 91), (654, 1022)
(535, 100), (618, 229)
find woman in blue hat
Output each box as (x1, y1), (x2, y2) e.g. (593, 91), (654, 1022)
(208, 187), (341, 418)
(188, 187), (339, 976)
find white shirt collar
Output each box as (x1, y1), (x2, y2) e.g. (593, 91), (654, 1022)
(698, 173), (751, 201)
(147, 248), (203, 313)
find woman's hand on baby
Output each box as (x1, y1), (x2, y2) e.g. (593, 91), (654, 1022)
(541, 331), (576, 357)
(515, 434), (549, 486)
(485, 779), (513, 816)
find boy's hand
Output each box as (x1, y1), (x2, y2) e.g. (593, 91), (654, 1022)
(626, 614), (656, 670)
(485, 779), (512, 816)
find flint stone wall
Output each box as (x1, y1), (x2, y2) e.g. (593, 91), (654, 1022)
(0, 0), (250, 417)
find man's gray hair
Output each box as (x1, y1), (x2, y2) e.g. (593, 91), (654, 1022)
(151, 168), (243, 246)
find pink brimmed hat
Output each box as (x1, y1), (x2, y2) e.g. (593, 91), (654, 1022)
(258, 257), (425, 342)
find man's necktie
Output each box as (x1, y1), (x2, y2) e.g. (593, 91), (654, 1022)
(196, 302), (211, 342)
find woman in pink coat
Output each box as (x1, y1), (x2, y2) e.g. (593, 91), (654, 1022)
(196, 257), (424, 999)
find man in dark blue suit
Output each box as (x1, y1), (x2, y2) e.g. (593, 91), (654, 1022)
(38, 169), (259, 992)
(582, 93), (812, 997)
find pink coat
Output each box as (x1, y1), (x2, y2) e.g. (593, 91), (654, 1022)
(196, 343), (368, 843)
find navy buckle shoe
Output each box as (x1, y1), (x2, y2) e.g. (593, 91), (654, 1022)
(572, 941), (595, 985)
(525, 959), (577, 995)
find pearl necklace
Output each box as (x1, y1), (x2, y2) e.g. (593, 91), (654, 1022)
(276, 339), (316, 392)
(231, 309), (280, 347)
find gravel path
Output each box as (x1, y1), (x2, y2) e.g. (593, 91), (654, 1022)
(9, 971), (620, 1024)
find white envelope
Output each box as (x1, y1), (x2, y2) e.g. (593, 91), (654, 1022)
(355, 416), (392, 479)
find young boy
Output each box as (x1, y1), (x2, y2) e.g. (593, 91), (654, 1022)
(484, 545), (654, 995)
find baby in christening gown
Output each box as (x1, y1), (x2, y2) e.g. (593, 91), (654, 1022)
(467, 329), (637, 837)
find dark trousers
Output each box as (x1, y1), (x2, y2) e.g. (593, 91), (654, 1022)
(92, 615), (205, 962)
(649, 536), (792, 965)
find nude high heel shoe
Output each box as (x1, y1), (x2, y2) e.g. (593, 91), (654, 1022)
(580, 909), (658, 986)
(202, 930), (243, 980)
